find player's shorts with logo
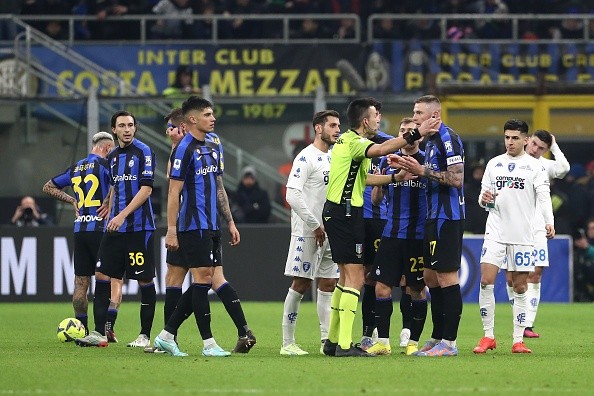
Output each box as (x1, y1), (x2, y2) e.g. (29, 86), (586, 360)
(424, 219), (464, 272)
(373, 238), (425, 289)
(533, 231), (549, 267)
(284, 236), (338, 280)
(364, 218), (387, 267)
(74, 231), (104, 276)
(323, 201), (365, 265)
(480, 239), (535, 272)
(97, 231), (155, 281)
(167, 230), (222, 268)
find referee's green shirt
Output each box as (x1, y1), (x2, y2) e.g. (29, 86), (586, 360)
(326, 129), (374, 207)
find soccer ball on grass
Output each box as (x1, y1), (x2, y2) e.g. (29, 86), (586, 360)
(57, 318), (85, 342)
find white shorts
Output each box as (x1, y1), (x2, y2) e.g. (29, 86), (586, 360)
(533, 233), (549, 268)
(480, 239), (535, 272)
(284, 236), (339, 280)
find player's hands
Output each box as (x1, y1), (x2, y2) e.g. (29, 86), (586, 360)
(418, 116), (441, 136)
(97, 201), (110, 219)
(106, 214), (124, 232)
(313, 225), (326, 247)
(71, 201), (80, 217)
(391, 155), (425, 176)
(166, 125), (184, 146)
(545, 224), (555, 239)
(228, 222), (240, 246)
(165, 226), (179, 251)
(480, 189), (497, 206)
(551, 134), (557, 146)
(386, 154), (401, 169)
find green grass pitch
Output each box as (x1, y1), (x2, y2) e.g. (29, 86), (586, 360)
(1, 301), (592, 394)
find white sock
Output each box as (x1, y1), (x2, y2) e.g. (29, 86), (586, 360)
(479, 284), (495, 338)
(512, 291), (528, 344)
(203, 337), (216, 348)
(158, 329), (174, 341)
(506, 284), (514, 304)
(282, 288), (303, 347)
(377, 337), (389, 345)
(443, 339), (456, 348)
(525, 282), (541, 327)
(317, 289), (333, 341)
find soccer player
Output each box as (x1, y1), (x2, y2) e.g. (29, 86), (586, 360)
(322, 97), (439, 357)
(154, 96), (236, 357)
(473, 119), (555, 355)
(145, 108), (255, 354)
(360, 118), (392, 351)
(393, 95), (465, 357)
(42, 131), (121, 335)
(76, 111), (158, 348)
(280, 110), (341, 356)
(505, 130), (569, 338)
(366, 117), (428, 356)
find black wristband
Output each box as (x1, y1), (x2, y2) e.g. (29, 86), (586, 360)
(391, 173), (396, 184)
(404, 128), (422, 145)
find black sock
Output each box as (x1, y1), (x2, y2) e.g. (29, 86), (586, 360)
(105, 308), (118, 332)
(164, 287), (182, 326)
(441, 284), (462, 342)
(76, 314), (89, 335)
(400, 288), (412, 329)
(192, 283), (212, 340)
(361, 284), (376, 337)
(429, 287), (444, 340)
(374, 297), (393, 339)
(410, 299), (428, 342)
(139, 283), (156, 338)
(93, 280), (110, 335)
(216, 282), (248, 337)
(164, 288), (193, 336)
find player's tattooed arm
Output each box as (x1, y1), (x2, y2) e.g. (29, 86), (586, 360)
(42, 180), (77, 205)
(423, 163), (464, 188)
(216, 175), (234, 223)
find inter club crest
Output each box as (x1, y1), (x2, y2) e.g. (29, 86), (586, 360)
(508, 163), (515, 172)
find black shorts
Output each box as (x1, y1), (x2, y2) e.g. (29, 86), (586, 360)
(97, 231), (156, 281)
(373, 237), (425, 289)
(174, 229), (221, 268)
(73, 231), (104, 276)
(323, 201), (365, 265)
(364, 218), (387, 267)
(424, 219), (464, 272)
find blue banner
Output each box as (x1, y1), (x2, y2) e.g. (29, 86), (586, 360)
(460, 235), (572, 303)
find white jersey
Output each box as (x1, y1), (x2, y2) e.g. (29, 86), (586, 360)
(533, 145), (570, 241)
(286, 144), (331, 237)
(482, 152), (550, 245)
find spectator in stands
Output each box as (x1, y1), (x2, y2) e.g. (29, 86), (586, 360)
(231, 166), (271, 223)
(151, 0), (194, 39)
(86, 0), (151, 40)
(574, 218), (594, 302)
(291, 17), (331, 39)
(20, 0), (72, 40)
(11, 196), (53, 227)
(192, 0), (219, 39)
(162, 65), (201, 107)
(372, 17), (402, 40)
(558, 8), (584, 39)
(220, 0), (267, 39)
(466, 0), (511, 39)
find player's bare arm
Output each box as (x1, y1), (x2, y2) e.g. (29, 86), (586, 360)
(165, 179), (183, 250)
(423, 163), (464, 188)
(42, 180), (78, 215)
(216, 175), (240, 246)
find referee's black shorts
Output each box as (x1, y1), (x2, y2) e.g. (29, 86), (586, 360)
(323, 201), (365, 265)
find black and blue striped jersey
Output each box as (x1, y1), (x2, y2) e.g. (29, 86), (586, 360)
(380, 150), (427, 239)
(169, 133), (222, 232)
(51, 153), (111, 232)
(107, 138), (156, 232)
(424, 124), (465, 221)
